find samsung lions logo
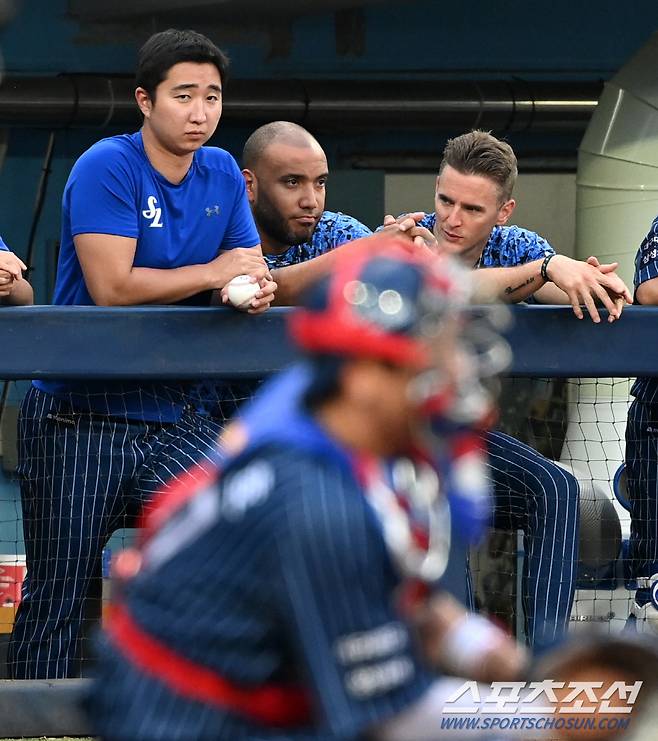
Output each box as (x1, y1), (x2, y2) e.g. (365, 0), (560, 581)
(142, 195), (163, 228)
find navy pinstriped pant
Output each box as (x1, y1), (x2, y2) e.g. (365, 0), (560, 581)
(8, 386), (222, 679)
(625, 399), (658, 594)
(486, 430), (580, 650)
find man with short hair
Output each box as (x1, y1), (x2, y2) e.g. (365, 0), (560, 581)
(0, 237), (32, 305)
(249, 124), (629, 316)
(385, 130), (614, 649)
(8, 28), (276, 679)
(387, 129), (624, 315)
(241, 120), (372, 277)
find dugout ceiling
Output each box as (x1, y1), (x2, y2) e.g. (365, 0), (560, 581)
(67, 0), (397, 59)
(67, 0), (396, 22)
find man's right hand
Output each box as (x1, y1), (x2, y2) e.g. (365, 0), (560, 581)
(208, 246), (270, 287)
(381, 213), (439, 252)
(414, 593), (528, 683)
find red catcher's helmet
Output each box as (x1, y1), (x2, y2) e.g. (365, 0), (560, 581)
(289, 236), (471, 369)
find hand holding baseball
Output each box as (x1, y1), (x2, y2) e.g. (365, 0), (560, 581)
(222, 274), (277, 314)
(226, 274), (261, 309)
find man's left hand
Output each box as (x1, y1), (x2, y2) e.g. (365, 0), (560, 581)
(586, 255), (630, 321)
(381, 213), (439, 252)
(545, 254), (632, 323)
(247, 275), (277, 314)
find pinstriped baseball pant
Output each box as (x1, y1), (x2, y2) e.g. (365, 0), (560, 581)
(7, 385), (222, 679)
(625, 398), (658, 597)
(486, 430), (580, 651)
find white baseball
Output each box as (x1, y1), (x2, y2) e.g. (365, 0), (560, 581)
(226, 274), (260, 309)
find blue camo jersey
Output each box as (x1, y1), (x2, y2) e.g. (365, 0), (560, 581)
(263, 211), (372, 270)
(417, 212), (554, 266)
(36, 131), (259, 421)
(631, 216), (658, 401)
(90, 397), (432, 739)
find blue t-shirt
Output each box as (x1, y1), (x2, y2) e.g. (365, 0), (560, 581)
(416, 213), (554, 267)
(631, 216), (658, 402)
(0, 236), (8, 251)
(263, 211), (372, 270)
(37, 131), (260, 421)
(90, 407), (432, 740)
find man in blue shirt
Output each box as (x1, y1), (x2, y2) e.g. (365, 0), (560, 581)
(241, 121), (373, 302)
(234, 125), (629, 650)
(89, 237), (527, 740)
(0, 237), (32, 305)
(242, 125), (629, 315)
(8, 28), (276, 679)
(385, 133), (628, 318)
(384, 130), (614, 650)
(625, 217), (658, 630)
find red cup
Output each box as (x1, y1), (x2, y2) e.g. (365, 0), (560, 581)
(0, 557), (26, 606)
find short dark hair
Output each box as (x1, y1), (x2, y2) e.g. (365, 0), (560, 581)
(135, 28), (230, 101)
(440, 130), (517, 202)
(242, 121), (321, 170)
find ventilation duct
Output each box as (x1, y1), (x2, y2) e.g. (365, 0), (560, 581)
(577, 31), (658, 287)
(0, 75), (601, 132)
(565, 33), (658, 580)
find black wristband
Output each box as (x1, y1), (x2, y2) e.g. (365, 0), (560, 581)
(540, 253), (556, 282)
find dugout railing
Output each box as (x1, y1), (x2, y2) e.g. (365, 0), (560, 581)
(0, 303), (653, 737)
(1, 304), (652, 381)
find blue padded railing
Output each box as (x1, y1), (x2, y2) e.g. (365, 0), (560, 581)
(0, 304), (655, 380)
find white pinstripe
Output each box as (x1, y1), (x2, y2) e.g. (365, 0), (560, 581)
(8, 386), (223, 679)
(485, 430), (579, 647)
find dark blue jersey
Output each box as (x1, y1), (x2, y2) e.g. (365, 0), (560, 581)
(91, 371), (433, 740)
(631, 215), (658, 403)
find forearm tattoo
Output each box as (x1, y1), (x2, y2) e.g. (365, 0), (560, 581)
(504, 276), (535, 296)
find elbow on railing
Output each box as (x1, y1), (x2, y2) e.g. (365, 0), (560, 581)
(87, 284), (139, 307)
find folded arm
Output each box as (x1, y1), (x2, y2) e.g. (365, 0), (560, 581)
(75, 233), (272, 307)
(474, 254), (631, 323)
(272, 225), (433, 306)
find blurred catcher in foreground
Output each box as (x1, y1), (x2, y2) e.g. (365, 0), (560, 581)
(89, 235), (526, 740)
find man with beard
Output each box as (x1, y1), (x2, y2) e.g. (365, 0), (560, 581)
(242, 123), (629, 318)
(241, 121), (373, 297)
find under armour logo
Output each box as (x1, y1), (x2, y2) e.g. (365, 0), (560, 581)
(205, 205), (221, 217)
(142, 195), (163, 228)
